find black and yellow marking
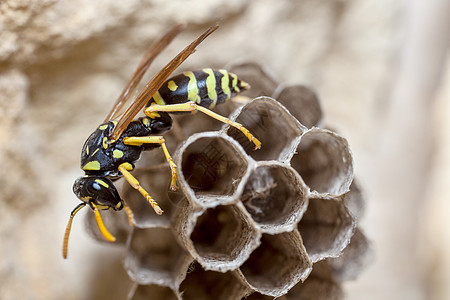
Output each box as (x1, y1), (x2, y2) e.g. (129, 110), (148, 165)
(144, 102), (261, 149)
(67, 25), (263, 260)
(118, 162), (163, 215)
(124, 136), (177, 190)
(82, 160), (101, 171)
(148, 68), (249, 111)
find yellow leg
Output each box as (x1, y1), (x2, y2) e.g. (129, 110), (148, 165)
(144, 102), (262, 150)
(122, 201), (135, 226)
(92, 203), (116, 242)
(118, 163), (163, 215)
(124, 136), (177, 191)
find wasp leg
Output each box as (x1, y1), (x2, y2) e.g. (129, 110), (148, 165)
(144, 102), (262, 149)
(124, 136), (177, 191)
(91, 203), (116, 242)
(62, 203), (86, 259)
(118, 163), (164, 215)
(122, 201), (135, 226)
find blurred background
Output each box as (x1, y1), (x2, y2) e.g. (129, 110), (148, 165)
(1, 0), (449, 299)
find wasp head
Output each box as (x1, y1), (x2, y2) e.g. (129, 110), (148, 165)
(73, 176), (123, 211)
(63, 176), (124, 259)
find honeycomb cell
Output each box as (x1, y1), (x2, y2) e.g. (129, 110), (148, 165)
(227, 61), (278, 98)
(128, 283), (178, 300)
(238, 231), (312, 297)
(284, 260), (343, 300)
(297, 196), (355, 262)
(241, 161), (309, 234)
(176, 132), (253, 208)
(290, 128), (353, 196)
(124, 227), (192, 289)
(343, 179), (365, 220)
(328, 228), (373, 282)
(272, 84), (323, 128)
(245, 292), (287, 300)
(179, 262), (250, 300)
(121, 164), (183, 228)
(183, 203), (261, 272)
(227, 97), (306, 162)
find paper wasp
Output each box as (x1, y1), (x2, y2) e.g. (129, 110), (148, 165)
(62, 24), (261, 258)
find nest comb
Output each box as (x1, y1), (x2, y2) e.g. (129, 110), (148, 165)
(84, 62), (372, 299)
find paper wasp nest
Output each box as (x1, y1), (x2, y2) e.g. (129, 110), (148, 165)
(86, 62), (371, 299)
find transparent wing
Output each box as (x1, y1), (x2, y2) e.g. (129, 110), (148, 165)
(109, 23), (219, 142)
(104, 24), (185, 122)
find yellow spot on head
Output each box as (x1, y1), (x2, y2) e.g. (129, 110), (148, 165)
(80, 196), (92, 202)
(82, 161), (101, 170)
(95, 179), (109, 188)
(142, 118), (150, 126)
(98, 124), (108, 130)
(113, 149), (124, 159)
(115, 202), (122, 209)
(167, 80), (178, 92)
(95, 204), (110, 210)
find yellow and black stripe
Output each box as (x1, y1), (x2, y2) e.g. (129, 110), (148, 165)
(149, 68), (249, 109)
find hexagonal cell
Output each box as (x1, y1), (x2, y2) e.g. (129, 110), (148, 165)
(128, 283), (178, 300)
(226, 97), (306, 162)
(297, 197), (355, 262)
(124, 227), (192, 289)
(245, 292), (287, 300)
(121, 164), (185, 228)
(227, 61), (278, 98)
(284, 261), (343, 300)
(328, 228), (373, 282)
(290, 128), (353, 196)
(241, 161), (309, 234)
(179, 262), (250, 300)
(176, 132), (253, 208)
(238, 231), (312, 297)
(272, 84), (323, 128)
(84, 206), (131, 245)
(187, 204), (261, 272)
(343, 179), (365, 220)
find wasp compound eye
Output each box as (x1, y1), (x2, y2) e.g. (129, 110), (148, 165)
(73, 176), (123, 210)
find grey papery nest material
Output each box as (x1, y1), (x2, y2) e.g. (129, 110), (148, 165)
(85, 62), (372, 299)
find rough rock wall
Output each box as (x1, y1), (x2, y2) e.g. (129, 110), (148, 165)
(4, 0), (446, 300)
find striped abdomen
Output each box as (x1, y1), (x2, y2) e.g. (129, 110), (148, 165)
(149, 69), (249, 109)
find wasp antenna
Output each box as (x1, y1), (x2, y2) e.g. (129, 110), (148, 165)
(92, 203), (116, 242)
(62, 203), (87, 259)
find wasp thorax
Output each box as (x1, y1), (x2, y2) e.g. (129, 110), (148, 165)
(73, 176), (123, 210)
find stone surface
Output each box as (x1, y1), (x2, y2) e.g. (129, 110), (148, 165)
(2, 0), (444, 299)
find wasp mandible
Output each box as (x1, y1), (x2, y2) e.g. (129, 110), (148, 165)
(63, 24), (261, 258)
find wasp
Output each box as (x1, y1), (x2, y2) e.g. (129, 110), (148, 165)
(62, 24), (261, 258)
